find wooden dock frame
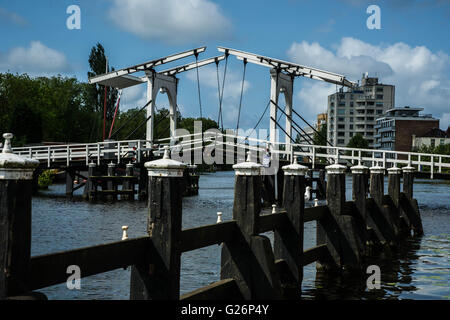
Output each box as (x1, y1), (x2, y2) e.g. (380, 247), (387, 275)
(0, 142), (424, 300)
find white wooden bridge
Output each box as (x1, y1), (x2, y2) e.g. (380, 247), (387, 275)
(11, 132), (450, 179)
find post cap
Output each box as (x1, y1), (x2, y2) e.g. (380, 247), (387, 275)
(0, 133), (39, 180)
(233, 151), (262, 176)
(387, 166), (402, 174)
(369, 165), (385, 174)
(282, 157), (308, 176)
(144, 146), (187, 177)
(402, 166), (415, 173)
(325, 163), (346, 174)
(350, 164), (368, 174)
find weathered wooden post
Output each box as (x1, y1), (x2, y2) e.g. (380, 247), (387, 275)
(86, 162), (97, 202)
(123, 162), (135, 201)
(274, 158), (307, 296)
(317, 156), (364, 271)
(107, 162), (117, 201)
(0, 133), (40, 299)
(368, 164), (397, 246)
(317, 169), (326, 200)
(351, 159), (369, 253)
(401, 164), (424, 236)
(130, 147), (186, 300)
(138, 161), (148, 201)
(388, 166), (408, 236)
(221, 152), (282, 299)
(65, 168), (75, 197)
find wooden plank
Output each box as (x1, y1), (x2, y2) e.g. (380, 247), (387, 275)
(29, 236), (151, 291)
(180, 221), (236, 252)
(302, 244), (327, 266)
(259, 212), (285, 233)
(304, 205), (327, 222)
(180, 278), (243, 300)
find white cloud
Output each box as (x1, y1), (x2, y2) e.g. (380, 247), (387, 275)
(0, 7), (27, 27)
(0, 41), (71, 76)
(287, 37), (450, 129)
(108, 0), (232, 45)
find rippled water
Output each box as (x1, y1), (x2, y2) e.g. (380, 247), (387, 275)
(32, 172), (450, 300)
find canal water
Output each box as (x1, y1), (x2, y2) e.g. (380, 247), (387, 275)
(32, 171), (450, 300)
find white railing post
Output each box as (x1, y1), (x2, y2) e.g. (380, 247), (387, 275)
(431, 155), (434, 179)
(117, 141), (121, 164)
(47, 146), (51, 168)
(97, 143), (101, 165)
(439, 156), (442, 173)
(86, 145), (89, 165)
(66, 145), (70, 166)
(312, 146), (316, 169)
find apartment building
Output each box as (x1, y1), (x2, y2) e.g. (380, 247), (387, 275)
(374, 106), (439, 152)
(327, 75), (395, 148)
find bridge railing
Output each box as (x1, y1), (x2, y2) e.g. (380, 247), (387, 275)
(165, 132), (450, 177)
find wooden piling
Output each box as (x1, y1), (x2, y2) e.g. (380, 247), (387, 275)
(0, 133), (39, 299)
(122, 163), (135, 201)
(402, 166), (424, 236)
(388, 167), (408, 236)
(106, 162), (117, 201)
(318, 163), (364, 271)
(368, 165), (398, 246)
(351, 163), (369, 252)
(130, 147), (186, 300)
(87, 162), (97, 202)
(274, 159), (307, 296)
(220, 153), (283, 299)
(65, 168), (75, 197)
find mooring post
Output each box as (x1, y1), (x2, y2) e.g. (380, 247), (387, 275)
(351, 160), (369, 253)
(221, 152), (282, 299)
(65, 168), (75, 197)
(107, 162), (117, 201)
(402, 164), (424, 236)
(368, 164), (398, 246)
(138, 161), (148, 201)
(388, 166), (408, 236)
(317, 169), (326, 199)
(318, 157), (364, 271)
(130, 147), (186, 300)
(87, 162), (97, 202)
(274, 158), (307, 296)
(0, 133), (39, 299)
(123, 162), (135, 201)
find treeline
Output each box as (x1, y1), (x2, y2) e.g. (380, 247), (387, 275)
(0, 72), (219, 146)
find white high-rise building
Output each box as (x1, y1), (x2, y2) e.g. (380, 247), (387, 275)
(327, 74), (395, 148)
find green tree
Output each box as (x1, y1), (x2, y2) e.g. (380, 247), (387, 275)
(313, 124), (328, 146)
(86, 43), (118, 141)
(347, 133), (369, 149)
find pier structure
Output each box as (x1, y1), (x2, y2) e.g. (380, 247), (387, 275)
(1, 132), (424, 300)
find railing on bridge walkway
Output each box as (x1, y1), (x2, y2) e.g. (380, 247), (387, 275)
(1, 135), (423, 300)
(11, 132), (450, 178)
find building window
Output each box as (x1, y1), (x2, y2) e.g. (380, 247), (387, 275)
(431, 139), (435, 147)
(349, 132), (353, 137)
(377, 110), (383, 115)
(441, 139), (445, 145)
(338, 139), (345, 144)
(338, 132), (345, 137)
(338, 124), (345, 129)
(350, 117), (354, 122)
(338, 117), (345, 122)
(376, 94), (383, 99)
(376, 102), (383, 107)
(349, 124), (354, 130)
(376, 87), (383, 92)
(338, 109), (346, 115)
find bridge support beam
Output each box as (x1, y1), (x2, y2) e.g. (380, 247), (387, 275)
(269, 69), (293, 160)
(145, 71), (178, 147)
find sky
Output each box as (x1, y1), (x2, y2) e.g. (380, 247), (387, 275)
(1, 0), (450, 135)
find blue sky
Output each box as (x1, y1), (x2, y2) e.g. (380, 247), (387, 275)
(1, 0), (450, 133)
